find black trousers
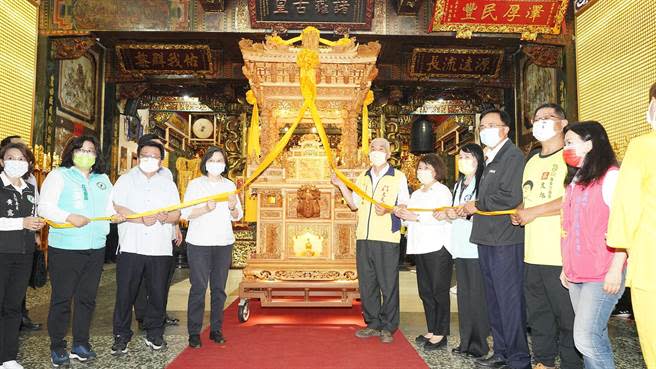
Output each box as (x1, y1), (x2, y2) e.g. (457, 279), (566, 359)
(478, 244), (530, 369)
(187, 244), (233, 335)
(113, 252), (172, 341)
(0, 253), (32, 362)
(47, 247), (105, 351)
(415, 248), (453, 336)
(455, 258), (490, 357)
(134, 254), (175, 322)
(356, 240), (400, 333)
(525, 263), (582, 369)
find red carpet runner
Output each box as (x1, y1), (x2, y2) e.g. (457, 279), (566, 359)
(167, 300), (428, 369)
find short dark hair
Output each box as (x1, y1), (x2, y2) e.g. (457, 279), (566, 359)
(138, 133), (162, 146)
(137, 140), (165, 160)
(564, 121), (618, 187)
(650, 82), (656, 101)
(1, 135), (21, 148)
(417, 153), (446, 182)
(0, 142), (34, 180)
(60, 135), (106, 174)
(480, 108), (512, 127)
(200, 146), (229, 176)
(534, 103), (566, 120)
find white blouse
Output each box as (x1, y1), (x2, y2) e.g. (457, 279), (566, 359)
(405, 181), (452, 255)
(181, 176), (243, 246)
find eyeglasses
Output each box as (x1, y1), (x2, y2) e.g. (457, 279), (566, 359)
(479, 124), (506, 129)
(139, 155), (161, 160)
(75, 148), (96, 156)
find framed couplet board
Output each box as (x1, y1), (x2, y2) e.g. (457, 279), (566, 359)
(409, 48), (504, 80)
(248, 0), (375, 30)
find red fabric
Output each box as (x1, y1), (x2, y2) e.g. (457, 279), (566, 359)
(167, 300), (427, 369)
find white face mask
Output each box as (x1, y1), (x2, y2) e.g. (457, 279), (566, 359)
(3, 160), (28, 179)
(139, 157), (160, 174)
(647, 99), (656, 130)
(480, 127), (501, 148)
(532, 119), (557, 142)
(458, 158), (476, 176)
(416, 169), (435, 185)
(369, 151), (387, 167)
(206, 162), (225, 176)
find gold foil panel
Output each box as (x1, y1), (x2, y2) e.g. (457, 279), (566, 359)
(576, 0), (655, 159)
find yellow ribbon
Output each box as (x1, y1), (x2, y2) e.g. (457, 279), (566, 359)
(44, 28), (514, 229)
(246, 90), (260, 159)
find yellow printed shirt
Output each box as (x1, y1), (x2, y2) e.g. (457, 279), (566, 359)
(522, 149), (567, 266)
(608, 132), (656, 290)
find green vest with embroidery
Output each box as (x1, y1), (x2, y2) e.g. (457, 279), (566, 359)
(48, 167), (112, 250)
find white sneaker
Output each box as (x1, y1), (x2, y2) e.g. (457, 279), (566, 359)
(450, 285), (457, 294)
(2, 361), (24, 369)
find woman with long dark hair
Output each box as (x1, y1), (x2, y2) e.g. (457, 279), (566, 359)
(181, 146), (242, 348)
(445, 143), (490, 359)
(38, 135), (123, 367)
(560, 121), (626, 369)
(0, 142), (44, 369)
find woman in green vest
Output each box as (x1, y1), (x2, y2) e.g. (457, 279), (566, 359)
(38, 135), (123, 367)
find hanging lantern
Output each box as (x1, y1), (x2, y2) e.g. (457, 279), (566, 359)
(410, 118), (434, 154)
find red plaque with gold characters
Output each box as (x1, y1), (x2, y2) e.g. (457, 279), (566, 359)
(429, 0), (569, 40)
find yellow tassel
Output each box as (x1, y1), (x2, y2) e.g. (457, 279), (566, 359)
(246, 90), (260, 159)
(362, 90), (374, 154)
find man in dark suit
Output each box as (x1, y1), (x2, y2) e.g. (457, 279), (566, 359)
(461, 109), (530, 369)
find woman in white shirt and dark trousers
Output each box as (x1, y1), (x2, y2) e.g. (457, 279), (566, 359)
(394, 153), (453, 350)
(181, 147), (243, 349)
(445, 143), (490, 359)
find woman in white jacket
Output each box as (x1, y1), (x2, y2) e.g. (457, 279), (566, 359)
(394, 153), (452, 351)
(181, 147), (242, 349)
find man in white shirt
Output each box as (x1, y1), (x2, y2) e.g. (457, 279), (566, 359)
(332, 138), (409, 344)
(110, 140), (180, 354)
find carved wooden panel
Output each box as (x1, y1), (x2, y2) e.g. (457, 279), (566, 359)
(286, 191), (331, 219)
(260, 209), (283, 219)
(259, 190), (283, 208)
(334, 211), (356, 220)
(334, 223), (356, 258)
(257, 222), (282, 259)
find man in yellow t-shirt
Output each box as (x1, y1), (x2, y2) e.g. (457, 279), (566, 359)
(512, 104), (582, 369)
(607, 82), (656, 369)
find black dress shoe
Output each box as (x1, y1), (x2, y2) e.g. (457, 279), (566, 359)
(475, 356), (508, 368)
(451, 347), (465, 355)
(415, 335), (429, 344)
(424, 337), (447, 351)
(188, 334), (202, 348)
(209, 330), (226, 344)
(20, 316), (42, 331)
(165, 315), (179, 326)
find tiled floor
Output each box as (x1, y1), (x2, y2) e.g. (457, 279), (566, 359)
(16, 265), (646, 368)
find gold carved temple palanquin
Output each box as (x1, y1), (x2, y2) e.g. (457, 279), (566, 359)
(236, 29), (381, 318)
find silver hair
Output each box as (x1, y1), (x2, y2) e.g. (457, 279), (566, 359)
(370, 137), (391, 153)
